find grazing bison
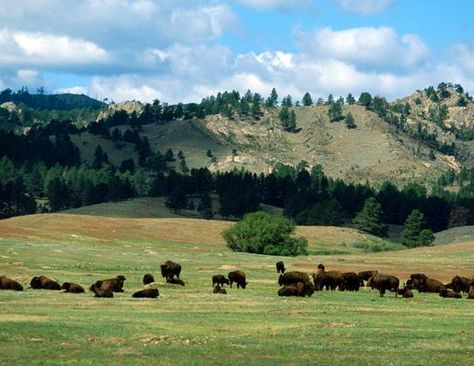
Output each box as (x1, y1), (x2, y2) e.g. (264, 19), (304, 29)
(358, 270), (378, 284)
(160, 260), (182, 281)
(446, 275), (470, 293)
(61, 282), (85, 293)
(367, 274), (399, 297)
(439, 288), (462, 299)
(143, 274), (155, 286)
(278, 271), (311, 287)
(0, 276), (23, 291)
(132, 288), (159, 298)
(212, 285), (227, 295)
(30, 276), (61, 290)
(228, 270), (247, 289)
(276, 261), (286, 274)
(89, 281), (114, 298)
(339, 272), (361, 292)
(278, 282), (315, 297)
(166, 278), (185, 286)
(397, 286), (414, 298)
(212, 274), (229, 287)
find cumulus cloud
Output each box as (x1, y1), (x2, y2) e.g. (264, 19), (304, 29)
(295, 26), (430, 68)
(235, 0), (315, 11)
(336, 0), (393, 15)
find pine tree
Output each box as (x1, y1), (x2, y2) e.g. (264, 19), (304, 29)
(346, 93), (355, 105)
(352, 197), (387, 237)
(328, 102), (344, 122)
(302, 92), (313, 106)
(345, 112), (356, 129)
(266, 88), (278, 107)
(198, 192), (213, 219)
(400, 209), (434, 247)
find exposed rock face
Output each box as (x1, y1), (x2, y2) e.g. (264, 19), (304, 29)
(97, 101), (144, 121)
(0, 102), (19, 113)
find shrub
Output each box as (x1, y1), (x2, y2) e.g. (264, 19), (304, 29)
(222, 211), (308, 256)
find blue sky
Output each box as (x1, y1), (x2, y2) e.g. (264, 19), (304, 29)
(0, 0), (474, 103)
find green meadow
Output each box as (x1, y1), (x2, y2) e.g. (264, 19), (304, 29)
(0, 213), (473, 365)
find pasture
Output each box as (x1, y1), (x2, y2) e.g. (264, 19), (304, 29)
(0, 214), (474, 365)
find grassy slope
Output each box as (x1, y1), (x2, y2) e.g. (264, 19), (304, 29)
(434, 225), (474, 245)
(0, 214), (473, 365)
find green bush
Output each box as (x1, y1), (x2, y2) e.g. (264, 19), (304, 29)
(222, 211), (308, 256)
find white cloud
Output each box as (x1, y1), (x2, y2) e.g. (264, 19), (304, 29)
(452, 42), (474, 75)
(336, 0), (393, 15)
(235, 0), (315, 11)
(295, 26), (429, 68)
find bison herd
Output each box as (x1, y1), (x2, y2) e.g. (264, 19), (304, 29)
(1, 260), (474, 302)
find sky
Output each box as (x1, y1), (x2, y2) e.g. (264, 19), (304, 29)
(1, 0), (474, 104)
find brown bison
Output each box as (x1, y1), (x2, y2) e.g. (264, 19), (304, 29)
(339, 272), (361, 292)
(279, 271), (311, 287)
(166, 278), (185, 286)
(30, 276), (61, 290)
(89, 281), (114, 298)
(397, 286), (414, 298)
(439, 288), (462, 299)
(367, 274), (399, 297)
(276, 261), (286, 274)
(228, 270), (247, 289)
(61, 282), (85, 293)
(95, 275), (126, 292)
(212, 274), (229, 287)
(420, 278), (446, 293)
(358, 270), (378, 284)
(0, 276), (23, 291)
(212, 285), (227, 295)
(312, 269), (343, 291)
(468, 286), (474, 300)
(143, 274), (155, 286)
(278, 282), (315, 297)
(132, 288), (159, 298)
(160, 260), (182, 281)
(446, 275), (470, 293)
(406, 273), (428, 289)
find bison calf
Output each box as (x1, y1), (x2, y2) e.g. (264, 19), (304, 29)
(0, 276), (23, 291)
(212, 274), (229, 287)
(132, 288), (159, 298)
(213, 285), (227, 295)
(167, 278), (185, 286)
(61, 282), (85, 293)
(397, 287), (414, 298)
(439, 288), (462, 299)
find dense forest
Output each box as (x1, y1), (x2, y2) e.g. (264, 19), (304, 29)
(1, 84), (474, 246)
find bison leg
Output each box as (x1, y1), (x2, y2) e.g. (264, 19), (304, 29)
(379, 288), (385, 297)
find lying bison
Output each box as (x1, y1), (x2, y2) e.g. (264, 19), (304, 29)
(446, 275), (470, 293)
(166, 278), (185, 286)
(143, 274), (155, 286)
(279, 271), (311, 287)
(61, 282), (85, 293)
(367, 274), (399, 297)
(439, 288), (462, 299)
(213, 285), (227, 295)
(132, 288), (159, 298)
(30, 276), (61, 290)
(228, 270), (247, 289)
(278, 282), (315, 297)
(89, 281), (114, 298)
(397, 286), (414, 298)
(96, 275), (126, 292)
(212, 274), (229, 287)
(0, 276), (23, 291)
(468, 286), (474, 300)
(276, 261), (286, 274)
(161, 260), (181, 281)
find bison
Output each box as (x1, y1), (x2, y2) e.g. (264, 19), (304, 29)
(278, 271), (311, 287)
(89, 281), (114, 298)
(339, 272), (361, 292)
(132, 288), (159, 298)
(160, 260), (182, 281)
(143, 274), (155, 286)
(212, 285), (227, 295)
(468, 286), (474, 300)
(276, 261), (286, 274)
(439, 288), (462, 299)
(96, 275), (126, 292)
(358, 270), (378, 284)
(30, 276), (61, 290)
(166, 278), (185, 286)
(212, 274), (229, 287)
(61, 282), (85, 293)
(312, 269), (343, 291)
(228, 270), (247, 289)
(397, 286), (414, 298)
(278, 282), (315, 297)
(446, 275), (470, 293)
(0, 276), (23, 291)
(367, 274), (399, 297)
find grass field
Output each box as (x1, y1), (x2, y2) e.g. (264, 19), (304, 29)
(1, 214), (474, 365)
